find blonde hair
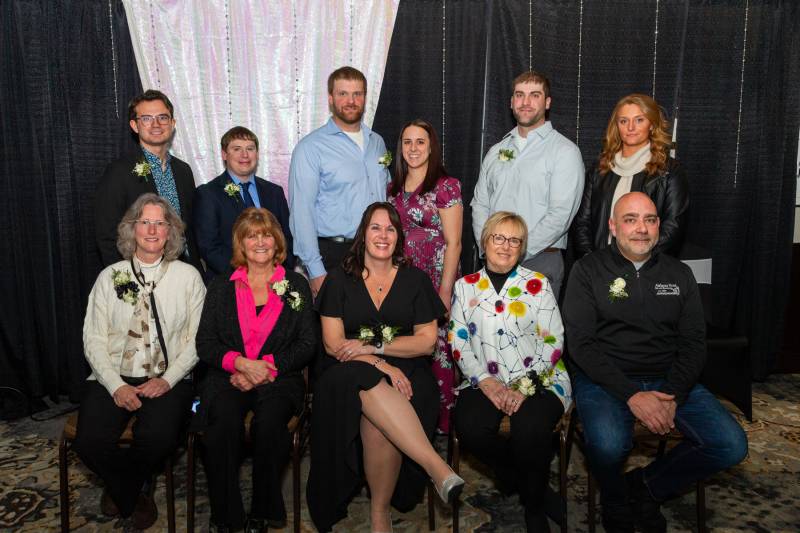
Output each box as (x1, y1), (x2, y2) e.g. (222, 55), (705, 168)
(116, 193), (185, 261)
(480, 211), (529, 256)
(598, 93), (671, 177)
(230, 208), (288, 268)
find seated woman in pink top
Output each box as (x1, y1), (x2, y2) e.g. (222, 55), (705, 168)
(195, 207), (316, 532)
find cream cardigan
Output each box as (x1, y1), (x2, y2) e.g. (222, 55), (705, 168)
(83, 259), (206, 396)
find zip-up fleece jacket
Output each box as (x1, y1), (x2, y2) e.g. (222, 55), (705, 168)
(563, 244), (705, 405)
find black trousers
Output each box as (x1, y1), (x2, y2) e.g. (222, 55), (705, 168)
(317, 238), (352, 273)
(454, 387), (564, 510)
(73, 378), (193, 516)
(202, 385), (295, 528)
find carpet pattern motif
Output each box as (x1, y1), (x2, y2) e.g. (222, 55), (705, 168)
(1, 375), (798, 532)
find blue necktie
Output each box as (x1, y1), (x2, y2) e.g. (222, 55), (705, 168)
(241, 182), (255, 208)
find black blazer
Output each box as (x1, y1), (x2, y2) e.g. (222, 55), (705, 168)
(195, 269), (317, 419)
(571, 158), (689, 257)
(94, 149), (204, 273)
(194, 172), (294, 278)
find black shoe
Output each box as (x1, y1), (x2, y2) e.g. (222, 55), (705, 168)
(209, 522), (231, 533)
(244, 517), (267, 533)
(601, 501), (635, 533)
(131, 492), (158, 530)
(524, 507), (551, 533)
(626, 467), (667, 533)
(100, 489), (119, 517)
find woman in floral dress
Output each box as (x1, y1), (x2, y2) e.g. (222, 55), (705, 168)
(387, 119), (463, 433)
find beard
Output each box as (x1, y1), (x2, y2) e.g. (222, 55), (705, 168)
(333, 104), (364, 125)
(513, 108), (546, 128)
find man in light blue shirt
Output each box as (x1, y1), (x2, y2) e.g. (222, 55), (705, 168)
(471, 71), (585, 297)
(289, 66), (390, 295)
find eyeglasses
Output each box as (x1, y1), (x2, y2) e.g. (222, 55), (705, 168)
(136, 219), (171, 229)
(490, 234), (523, 248)
(135, 114), (172, 126)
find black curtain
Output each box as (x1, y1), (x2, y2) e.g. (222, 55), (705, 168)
(373, 0), (489, 272)
(376, 0), (799, 378)
(0, 0), (142, 404)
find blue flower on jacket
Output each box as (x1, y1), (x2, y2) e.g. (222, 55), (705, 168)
(457, 328), (469, 340)
(468, 322), (477, 335)
(470, 376), (479, 387)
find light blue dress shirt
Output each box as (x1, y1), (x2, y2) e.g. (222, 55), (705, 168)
(289, 118), (390, 279)
(228, 172), (261, 208)
(471, 122), (585, 258)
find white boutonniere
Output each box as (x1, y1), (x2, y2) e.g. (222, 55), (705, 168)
(272, 279), (304, 311)
(498, 148), (515, 162)
(378, 150), (393, 168)
(132, 160), (151, 181)
(608, 277), (629, 301)
(224, 182), (241, 198)
(111, 268), (139, 305)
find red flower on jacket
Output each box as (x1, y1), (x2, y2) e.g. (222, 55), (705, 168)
(526, 278), (542, 295)
(464, 273), (481, 284)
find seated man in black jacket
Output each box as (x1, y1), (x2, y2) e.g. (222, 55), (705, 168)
(563, 192), (747, 533)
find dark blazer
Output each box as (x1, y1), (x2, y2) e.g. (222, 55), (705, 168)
(94, 149), (204, 274)
(571, 158), (689, 257)
(194, 269), (317, 424)
(194, 171), (294, 277)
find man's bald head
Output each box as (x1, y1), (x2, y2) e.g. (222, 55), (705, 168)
(609, 192), (660, 262)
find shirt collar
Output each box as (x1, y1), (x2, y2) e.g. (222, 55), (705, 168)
(324, 116), (372, 139)
(141, 146), (171, 166)
(227, 171), (255, 187)
(504, 121), (553, 142)
(229, 264), (287, 286)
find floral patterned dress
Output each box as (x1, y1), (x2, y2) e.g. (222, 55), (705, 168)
(388, 176), (462, 432)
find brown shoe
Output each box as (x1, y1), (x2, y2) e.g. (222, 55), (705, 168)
(100, 489), (119, 516)
(131, 492), (158, 530)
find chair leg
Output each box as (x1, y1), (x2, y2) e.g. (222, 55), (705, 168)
(427, 482), (436, 530)
(559, 434), (568, 533)
(59, 437), (69, 533)
(451, 434), (460, 533)
(187, 433), (195, 533)
(587, 469), (596, 533)
(165, 456), (175, 533)
(697, 479), (707, 533)
(293, 431), (301, 533)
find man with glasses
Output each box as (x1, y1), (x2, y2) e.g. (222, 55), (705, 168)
(94, 89), (204, 274)
(288, 66), (390, 297)
(471, 70), (584, 297)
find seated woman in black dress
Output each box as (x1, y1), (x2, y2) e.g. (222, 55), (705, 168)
(195, 208), (316, 532)
(572, 93), (689, 257)
(307, 202), (464, 533)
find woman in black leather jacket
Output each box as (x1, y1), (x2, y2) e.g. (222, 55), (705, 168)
(572, 93), (688, 257)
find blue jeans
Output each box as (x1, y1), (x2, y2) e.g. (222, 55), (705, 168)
(573, 370), (748, 504)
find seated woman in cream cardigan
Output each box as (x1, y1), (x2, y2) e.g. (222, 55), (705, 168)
(74, 193), (205, 530)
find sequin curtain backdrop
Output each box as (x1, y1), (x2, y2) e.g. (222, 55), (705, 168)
(122, 0), (399, 192)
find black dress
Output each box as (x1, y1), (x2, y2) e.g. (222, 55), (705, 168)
(306, 265), (446, 532)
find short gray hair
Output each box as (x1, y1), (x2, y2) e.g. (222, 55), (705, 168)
(116, 193), (186, 261)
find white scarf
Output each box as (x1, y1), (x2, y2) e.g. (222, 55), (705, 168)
(608, 144), (652, 244)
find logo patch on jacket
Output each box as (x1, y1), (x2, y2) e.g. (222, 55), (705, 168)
(654, 283), (680, 296)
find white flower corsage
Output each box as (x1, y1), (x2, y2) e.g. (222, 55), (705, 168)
(359, 324), (400, 347)
(133, 160), (151, 181)
(111, 268), (139, 305)
(272, 279), (304, 311)
(498, 148), (515, 162)
(510, 366), (555, 397)
(378, 150), (393, 168)
(608, 277), (629, 301)
(224, 182), (241, 197)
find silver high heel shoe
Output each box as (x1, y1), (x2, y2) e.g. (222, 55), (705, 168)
(435, 473), (465, 504)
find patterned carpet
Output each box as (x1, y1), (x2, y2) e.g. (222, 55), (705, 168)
(1, 375), (798, 532)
